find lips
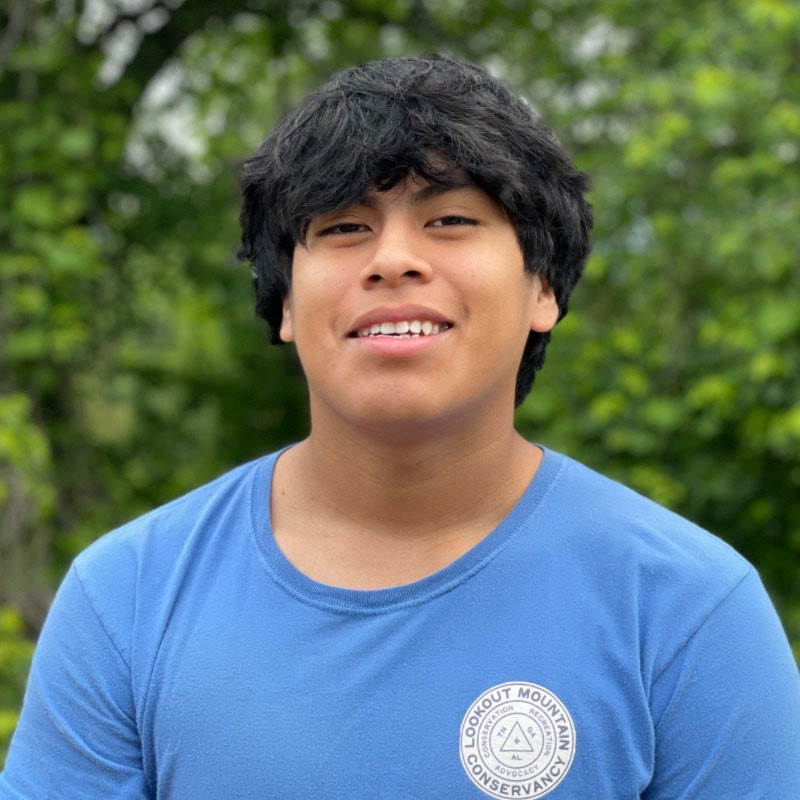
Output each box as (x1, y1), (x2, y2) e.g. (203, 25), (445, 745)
(346, 303), (454, 337)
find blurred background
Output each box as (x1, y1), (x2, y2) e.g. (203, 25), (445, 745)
(1, 0), (798, 763)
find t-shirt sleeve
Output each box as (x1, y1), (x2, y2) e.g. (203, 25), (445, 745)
(0, 563), (150, 799)
(643, 566), (800, 799)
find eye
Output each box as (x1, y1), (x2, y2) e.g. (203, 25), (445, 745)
(318, 222), (369, 236)
(428, 215), (478, 228)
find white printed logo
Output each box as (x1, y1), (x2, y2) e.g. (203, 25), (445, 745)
(459, 681), (575, 799)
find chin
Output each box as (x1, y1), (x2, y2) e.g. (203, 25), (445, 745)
(341, 390), (452, 431)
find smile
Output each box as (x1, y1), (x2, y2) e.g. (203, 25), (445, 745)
(354, 320), (453, 338)
(347, 324), (453, 357)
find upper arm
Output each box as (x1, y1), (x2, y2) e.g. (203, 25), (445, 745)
(644, 567), (800, 799)
(0, 564), (150, 799)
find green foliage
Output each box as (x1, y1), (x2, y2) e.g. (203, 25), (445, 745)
(514, 0), (800, 649)
(1, 0), (798, 767)
(0, 606), (34, 764)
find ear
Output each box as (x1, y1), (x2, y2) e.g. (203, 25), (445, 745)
(528, 274), (559, 333)
(279, 293), (295, 343)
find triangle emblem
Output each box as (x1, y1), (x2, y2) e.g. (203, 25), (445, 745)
(499, 721), (535, 752)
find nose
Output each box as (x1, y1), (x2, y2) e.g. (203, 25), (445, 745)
(359, 217), (433, 289)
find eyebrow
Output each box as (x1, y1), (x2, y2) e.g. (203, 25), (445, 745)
(359, 175), (480, 209)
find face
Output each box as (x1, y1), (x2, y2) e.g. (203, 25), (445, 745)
(280, 172), (558, 432)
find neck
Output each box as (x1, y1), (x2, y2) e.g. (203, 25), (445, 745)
(279, 398), (541, 541)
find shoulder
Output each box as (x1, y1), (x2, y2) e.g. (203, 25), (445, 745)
(74, 453), (268, 577)
(549, 450), (751, 581)
(541, 449), (754, 676)
(67, 450), (279, 662)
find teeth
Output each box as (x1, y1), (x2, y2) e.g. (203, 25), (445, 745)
(355, 319), (451, 337)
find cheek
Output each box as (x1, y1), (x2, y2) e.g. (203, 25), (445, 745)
(289, 273), (352, 352)
(468, 278), (534, 359)
(454, 260), (528, 318)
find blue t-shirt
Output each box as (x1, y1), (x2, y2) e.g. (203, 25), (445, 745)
(2, 445), (799, 798)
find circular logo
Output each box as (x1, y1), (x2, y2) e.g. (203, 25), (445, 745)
(459, 681), (575, 799)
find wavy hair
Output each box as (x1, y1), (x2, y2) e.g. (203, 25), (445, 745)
(238, 54), (593, 407)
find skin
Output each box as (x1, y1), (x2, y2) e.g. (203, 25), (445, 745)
(270, 172), (559, 589)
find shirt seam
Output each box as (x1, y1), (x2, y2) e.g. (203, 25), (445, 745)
(72, 563), (133, 674)
(73, 547), (158, 798)
(650, 564), (754, 723)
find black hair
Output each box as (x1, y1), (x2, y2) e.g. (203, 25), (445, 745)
(238, 54), (593, 408)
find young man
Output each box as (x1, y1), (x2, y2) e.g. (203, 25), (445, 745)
(2, 55), (798, 799)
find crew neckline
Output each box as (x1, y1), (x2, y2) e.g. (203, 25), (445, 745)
(249, 442), (565, 614)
